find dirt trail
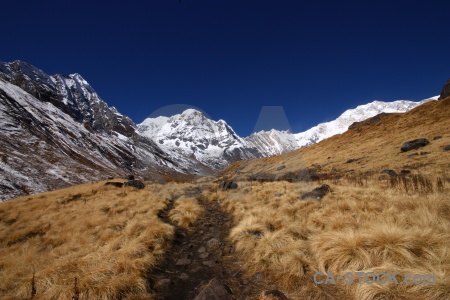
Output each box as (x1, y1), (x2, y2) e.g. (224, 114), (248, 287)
(150, 189), (269, 299)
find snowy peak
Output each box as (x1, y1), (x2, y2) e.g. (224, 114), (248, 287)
(0, 60), (136, 137)
(294, 97), (438, 147)
(0, 60), (55, 88)
(245, 129), (299, 156)
(138, 109), (260, 170)
(138, 96), (437, 170)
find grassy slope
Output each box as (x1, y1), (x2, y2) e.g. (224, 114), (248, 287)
(0, 180), (187, 300)
(217, 181), (450, 300)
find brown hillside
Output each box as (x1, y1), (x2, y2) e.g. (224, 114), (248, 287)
(222, 97), (450, 178)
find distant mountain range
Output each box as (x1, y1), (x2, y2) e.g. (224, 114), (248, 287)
(137, 98), (436, 164)
(0, 60), (437, 200)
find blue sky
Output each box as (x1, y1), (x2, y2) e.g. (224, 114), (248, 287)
(1, 0), (449, 136)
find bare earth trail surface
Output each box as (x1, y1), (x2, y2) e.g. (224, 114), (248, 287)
(150, 188), (270, 299)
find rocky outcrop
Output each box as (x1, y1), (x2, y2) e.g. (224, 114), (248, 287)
(348, 112), (392, 130)
(0, 61), (136, 137)
(401, 138), (430, 152)
(380, 170), (397, 176)
(438, 79), (450, 100)
(124, 180), (145, 189)
(0, 62), (182, 201)
(219, 181), (238, 190)
(301, 184), (332, 200)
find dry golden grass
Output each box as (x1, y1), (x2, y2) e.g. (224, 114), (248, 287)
(221, 181), (450, 299)
(0, 180), (187, 300)
(169, 197), (204, 228)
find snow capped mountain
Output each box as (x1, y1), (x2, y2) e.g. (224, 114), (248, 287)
(0, 60), (439, 201)
(245, 129), (300, 156)
(293, 98), (438, 147)
(0, 61), (137, 137)
(0, 61), (190, 201)
(138, 98), (438, 170)
(138, 109), (261, 169)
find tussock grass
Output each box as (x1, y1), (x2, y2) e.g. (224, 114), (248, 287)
(221, 181), (450, 299)
(0, 180), (181, 300)
(169, 197), (204, 228)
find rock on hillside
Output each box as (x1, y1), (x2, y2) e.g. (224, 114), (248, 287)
(438, 79), (450, 100)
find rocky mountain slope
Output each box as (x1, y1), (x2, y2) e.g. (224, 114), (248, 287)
(0, 61), (200, 201)
(0, 60), (442, 201)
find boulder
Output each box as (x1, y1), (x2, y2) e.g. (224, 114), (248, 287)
(193, 278), (234, 300)
(219, 181), (238, 190)
(401, 138), (430, 152)
(206, 238), (221, 251)
(124, 180), (145, 189)
(301, 184), (332, 200)
(125, 174), (135, 180)
(175, 258), (192, 266)
(276, 165), (286, 171)
(438, 79), (450, 100)
(380, 170), (397, 176)
(444, 145), (450, 151)
(260, 290), (289, 300)
(104, 182), (123, 188)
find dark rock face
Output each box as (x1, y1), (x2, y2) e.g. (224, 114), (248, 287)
(104, 182), (124, 188)
(0, 61), (136, 137)
(219, 181), (238, 190)
(0, 60), (186, 201)
(193, 278), (234, 300)
(124, 180), (145, 189)
(380, 170), (397, 176)
(301, 184), (332, 200)
(438, 79), (450, 100)
(401, 138), (430, 152)
(348, 112), (392, 130)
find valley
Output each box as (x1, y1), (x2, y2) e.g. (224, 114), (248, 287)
(0, 60), (449, 299)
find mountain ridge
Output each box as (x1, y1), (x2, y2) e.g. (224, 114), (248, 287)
(0, 60), (442, 200)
